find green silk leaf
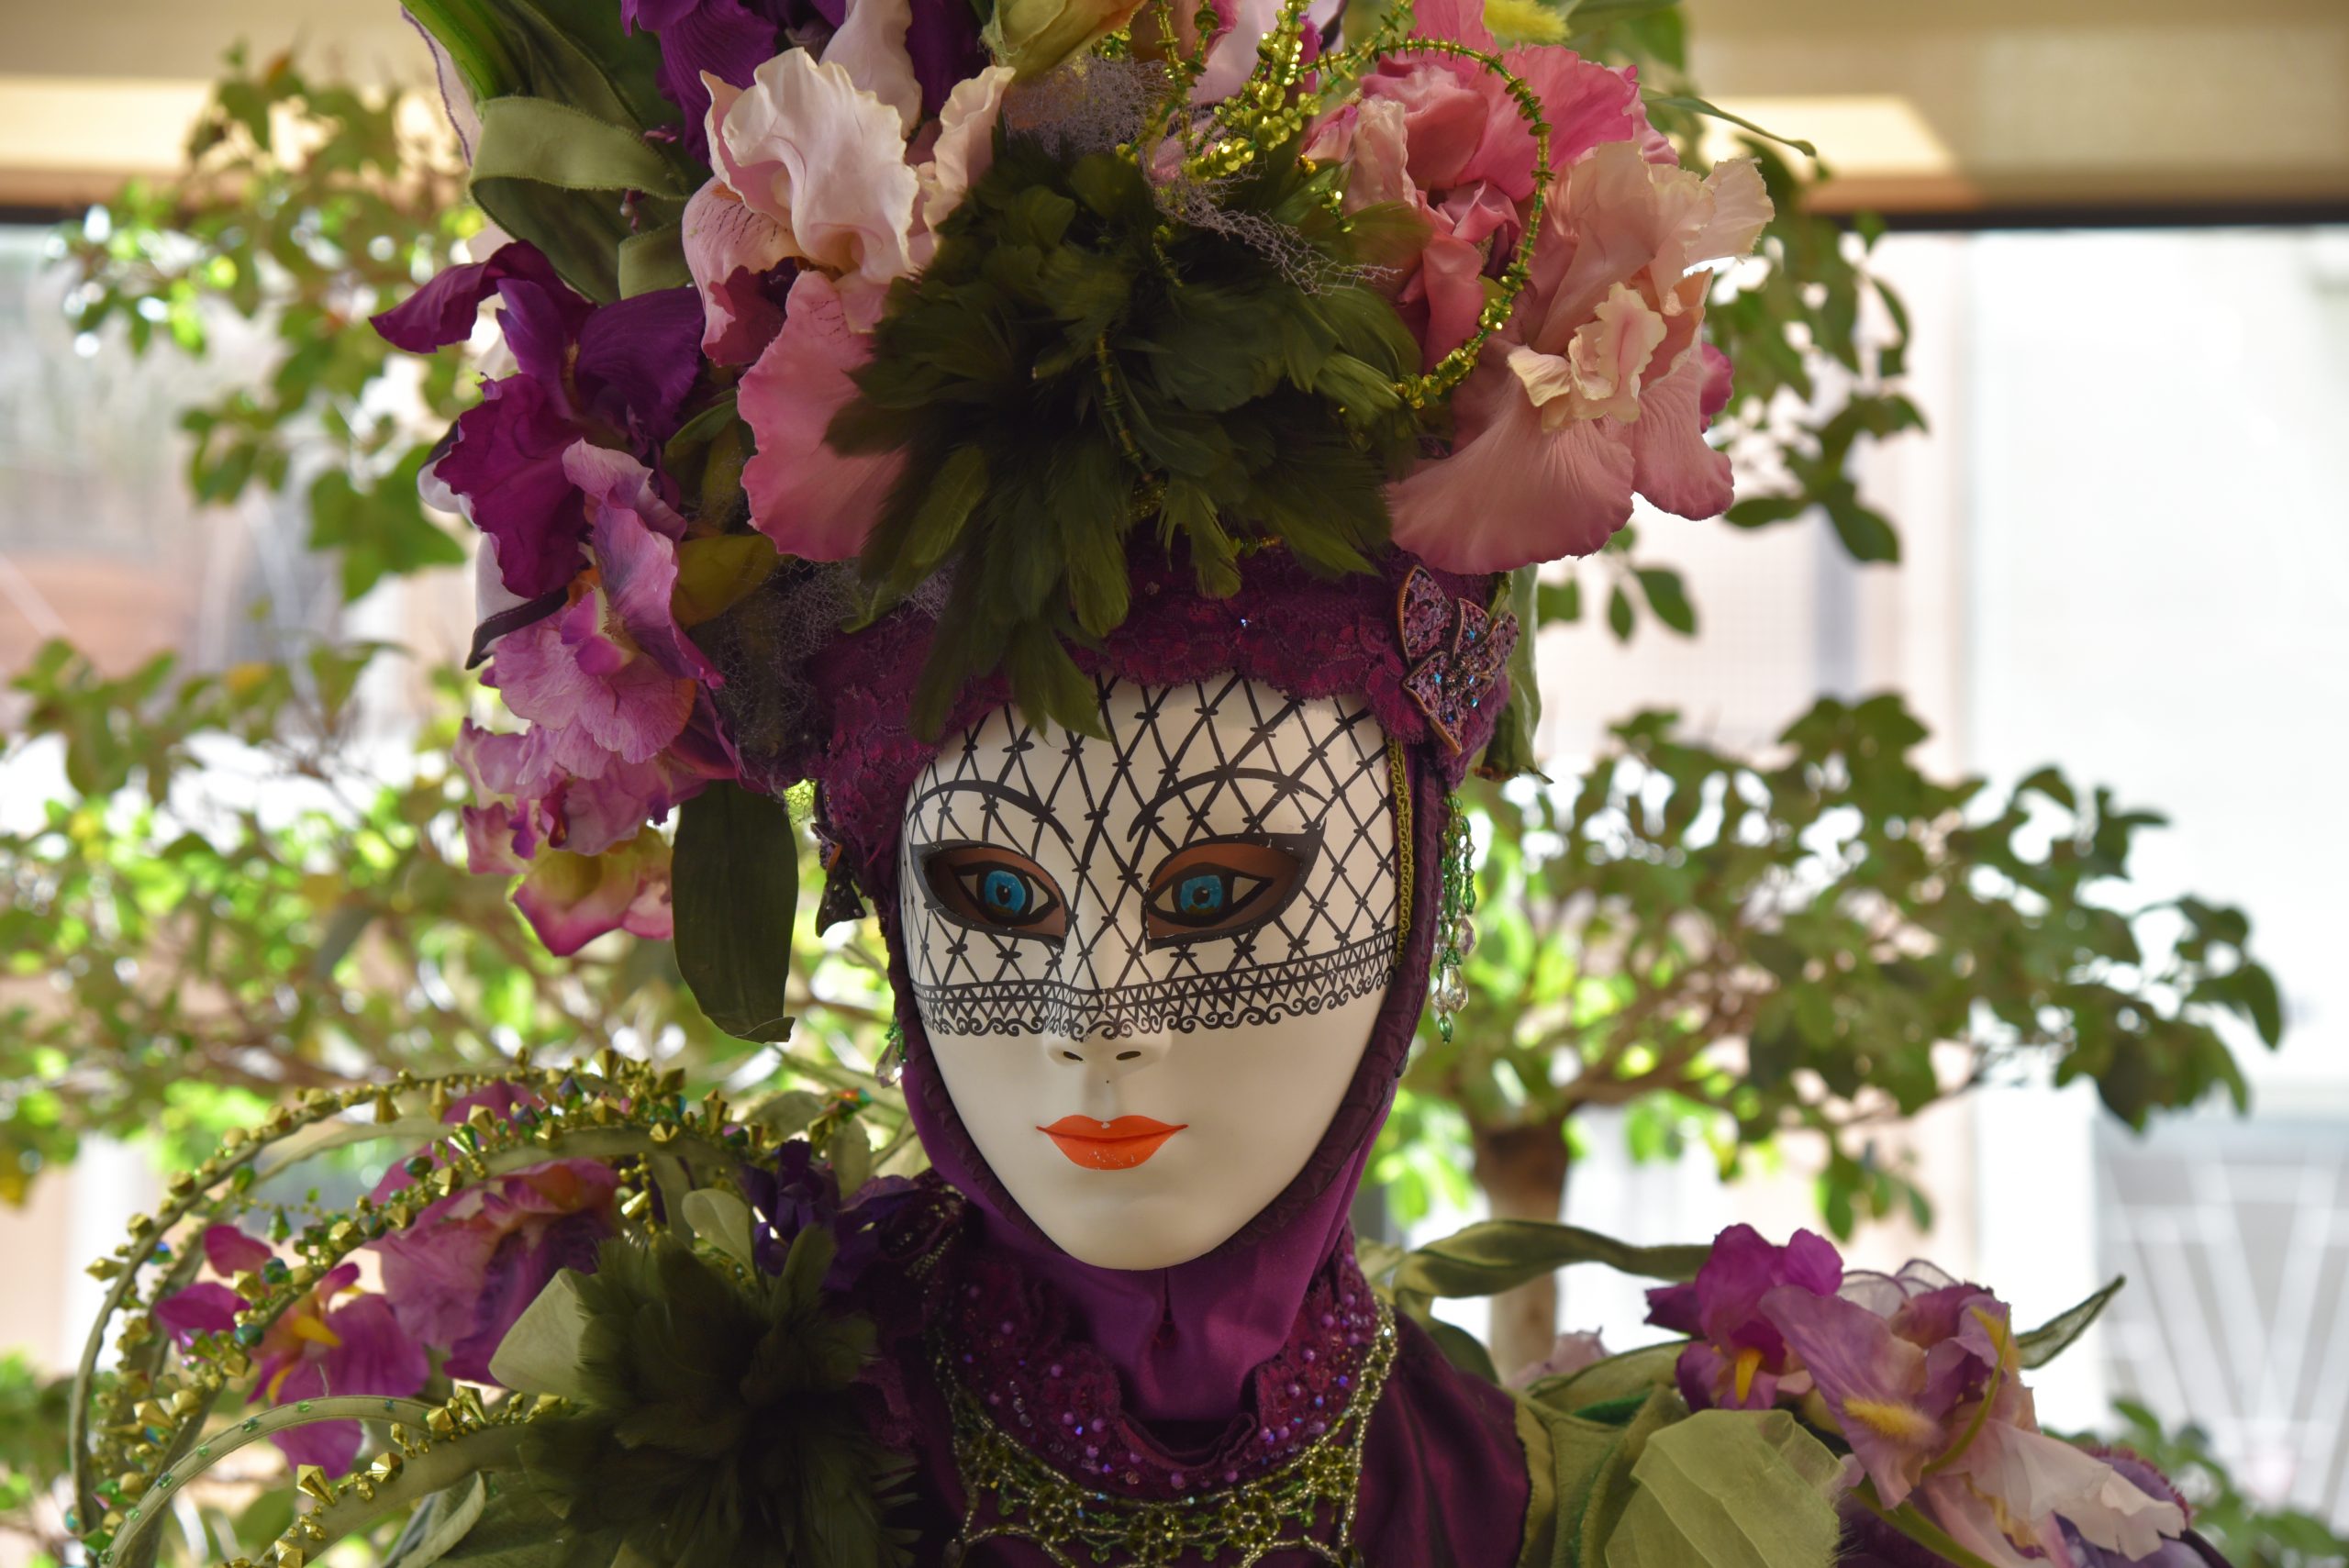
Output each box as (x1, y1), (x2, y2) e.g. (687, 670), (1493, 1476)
(1392, 1218), (1711, 1300)
(2016, 1274), (2124, 1370)
(1477, 564), (1546, 780)
(406, 0), (680, 141)
(673, 781), (800, 1043)
(470, 96), (688, 302)
(1601, 1410), (1848, 1568)
(1525, 1342), (1683, 1414)
(618, 221), (693, 296)
(1640, 93), (1820, 159)
(486, 1270), (597, 1403)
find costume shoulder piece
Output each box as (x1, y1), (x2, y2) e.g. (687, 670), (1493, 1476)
(67, 1062), (2228, 1568)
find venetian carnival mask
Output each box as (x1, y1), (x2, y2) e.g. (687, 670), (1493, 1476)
(897, 675), (1401, 1270)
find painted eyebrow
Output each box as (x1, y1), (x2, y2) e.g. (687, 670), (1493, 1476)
(905, 779), (1076, 847)
(1131, 765), (1328, 829)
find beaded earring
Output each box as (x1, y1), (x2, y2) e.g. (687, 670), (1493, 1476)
(1427, 795), (1477, 1041)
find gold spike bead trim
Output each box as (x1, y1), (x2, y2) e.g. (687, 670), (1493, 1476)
(944, 1299), (1396, 1567)
(1389, 739), (1413, 963)
(72, 1055), (763, 1565)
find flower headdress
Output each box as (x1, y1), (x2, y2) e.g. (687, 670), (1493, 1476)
(376, 0), (1768, 965)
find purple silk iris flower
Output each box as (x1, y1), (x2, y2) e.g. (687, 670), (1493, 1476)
(369, 242), (704, 602)
(154, 1226), (429, 1475)
(371, 1083), (621, 1385)
(1643, 1222), (1842, 1410)
(624, 0), (985, 160)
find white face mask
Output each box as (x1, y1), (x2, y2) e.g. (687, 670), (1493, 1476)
(897, 675), (1400, 1270)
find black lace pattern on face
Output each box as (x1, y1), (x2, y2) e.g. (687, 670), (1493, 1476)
(898, 676), (1399, 1040)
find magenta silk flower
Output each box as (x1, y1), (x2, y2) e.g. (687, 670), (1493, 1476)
(1643, 1221), (1842, 1410)
(369, 245), (704, 601)
(372, 1084), (621, 1384)
(154, 1226), (428, 1476)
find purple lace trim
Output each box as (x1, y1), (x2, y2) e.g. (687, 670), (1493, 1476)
(938, 1242), (1383, 1500)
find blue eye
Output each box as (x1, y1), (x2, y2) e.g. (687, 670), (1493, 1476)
(924, 846), (1066, 939)
(981, 868), (1030, 917)
(1175, 873), (1226, 915)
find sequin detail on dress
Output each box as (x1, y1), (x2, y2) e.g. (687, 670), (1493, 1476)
(938, 1247), (1395, 1565)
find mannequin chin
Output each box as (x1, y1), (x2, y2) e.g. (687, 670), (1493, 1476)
(898, 676), (1399, 1271)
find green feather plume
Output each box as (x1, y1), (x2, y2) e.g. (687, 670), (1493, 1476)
(513, 1229), (914, 1568)
(829, 131), (1428, 737)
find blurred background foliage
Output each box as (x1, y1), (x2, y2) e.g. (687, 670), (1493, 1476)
(0, 14), (2307, 1562)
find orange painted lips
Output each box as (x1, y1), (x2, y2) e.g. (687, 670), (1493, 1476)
(1038, 1115), (1187, 1171)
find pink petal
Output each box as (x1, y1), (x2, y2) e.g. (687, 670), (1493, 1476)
(155, 1282), (243, 1340)
(820, 0), (922, 134)
(488, 600), (696, 771)
(203, 1223), (273, 1277)
(682, 181), (794, 365)
(1502, 49), (1644, 171)
(740, 271), (903, 561)
(512, 832), (674, 956)
(1628, 349), (1734, 520)
(1192, 0), (1286, 103)
(1409, 0), (1495, 52)
(1698, 342), (1734, 421)
(1389, 351), (1635, 571)
(1956, 1424), (2188, 1561)
(915, 66), (1015, 247)
(1416, 231), (1489, 369)
(707, 50), (919, 328)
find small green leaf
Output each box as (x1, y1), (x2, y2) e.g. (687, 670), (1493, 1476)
(1607, 584), (1635, 641)
(1633, 568), (1697, 636)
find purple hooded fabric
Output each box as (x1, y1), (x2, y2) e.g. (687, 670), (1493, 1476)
(769, 547), (1533, 1564)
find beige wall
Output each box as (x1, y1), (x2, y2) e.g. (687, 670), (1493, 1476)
(1, 0), (2343, 211)
(1685, 0), (2349, 212)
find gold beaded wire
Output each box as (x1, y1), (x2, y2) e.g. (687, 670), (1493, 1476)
(1129, 0), (1556, 408)
(69, 1051), (840, 1568)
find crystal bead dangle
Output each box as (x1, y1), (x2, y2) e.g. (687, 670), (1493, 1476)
(1429, 795), (1477, 1043)
(874, 1021), (906, 1087)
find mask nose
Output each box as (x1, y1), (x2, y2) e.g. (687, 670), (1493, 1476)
(1042, 1027), (1171, 1080)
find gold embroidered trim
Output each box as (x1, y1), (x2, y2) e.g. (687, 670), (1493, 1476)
(1389, 740), (1413, 964)
(944, 1299), (1397, 1567)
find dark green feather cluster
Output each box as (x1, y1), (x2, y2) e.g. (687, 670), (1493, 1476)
(516, 1229), (912, 1568)
(829, 133), (1428, 736)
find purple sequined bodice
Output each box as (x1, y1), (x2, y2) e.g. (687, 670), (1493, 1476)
(937, 1240), (1385, 1500)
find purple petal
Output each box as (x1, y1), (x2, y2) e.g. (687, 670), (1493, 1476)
(904, 0), (985, 117)
(437, 375), (591, 599)
(1783, 1229), (1844, 1297)
(320, 1295), (431, 1401)
(1762, 1283), (1945, 1507)
(440, 1207), (614, 1385)
(203, 1222), (273, 1277)
(494, 274), (598, 395)
(372, 242), (571, 354)
(1644, 1280), (1700, 1335)
(632, 0), (791, 161)
(574, 286), (708, 443)
(155, 1282), (243, 1341)
(571, 450), (718, 686)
